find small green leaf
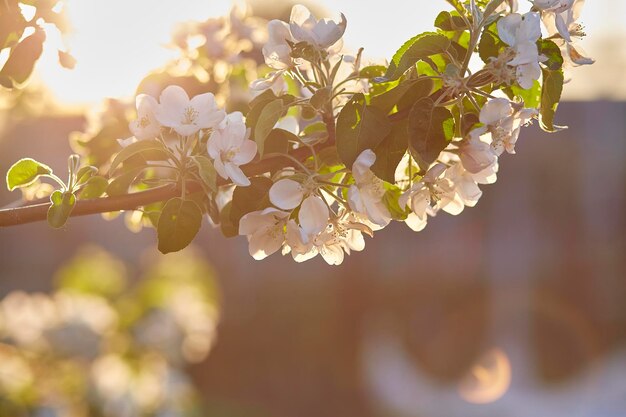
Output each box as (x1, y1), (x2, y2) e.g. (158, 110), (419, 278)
(192, 156), (217, 193)
(47, 191), (76, 229)
(408, 97), (455, 170)
(79, 176), (108, 199)
(6, 158), (53, 191)
(157, 198), (203, 254)
(76, 165), (98, 184)
(109, 139), (168, 173)
(385, 33), (451, 81)
(336, 93), (393, 168)
(540, 68), (565, 132)
(254, 100), (285, 155)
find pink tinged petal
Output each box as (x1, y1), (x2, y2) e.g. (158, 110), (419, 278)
(405, 212), (427, 232)
(239, 209), (285, 236)
(248, 229), (284, 260)
(497, 14), (522, 46)
(320, 244), (345, 265)
(299, 196), (329, 236)
(516, 62), (541, 89)
(363, 196), (391, 228)
(270, 179), (304, 210)
(212, 158), (228, 180)
(555, 13), (571, 42)
(348, 186), (366, 214)
(231, 140), (258, 165)
(567, 42), (594, 66)
(208, 128), (231, 155)
(519, 12), (542, 42)
(346, 230), (365, 252)
(352, 149), (376, 181)
(173, 124), (201, 137)
(480, 98), (513, 125)
(224, 163), (250, 187)
(156, 85), (190, 127)
(441, 193), (465, 215)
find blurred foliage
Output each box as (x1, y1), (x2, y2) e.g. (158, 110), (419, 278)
(0, 0), (72, 89)
(0, 245), (220, 417)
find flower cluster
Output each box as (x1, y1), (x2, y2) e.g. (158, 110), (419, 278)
(4, 1), (594, 265)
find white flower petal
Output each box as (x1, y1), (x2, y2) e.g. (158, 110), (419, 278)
(269, 179), (304, 210)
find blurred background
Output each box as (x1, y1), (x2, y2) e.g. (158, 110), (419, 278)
(0, 0), (625, 416)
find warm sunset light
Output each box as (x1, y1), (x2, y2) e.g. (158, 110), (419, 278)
(458, 348), (512, 404)
(36, 0), (231, 106)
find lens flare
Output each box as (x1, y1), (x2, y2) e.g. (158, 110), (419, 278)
(458, 347), (512, 404)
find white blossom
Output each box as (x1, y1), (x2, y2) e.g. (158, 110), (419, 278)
(239, 208), (290, 260)
(539, 0), (594, 66)
(156, 85), (226, 137)
(399, 163), (463, 232)
(289, 4), (347, 49)
(478, 98), (537, 156)
(129, 94), (161, 140)
(207, 112), (257, 187)
(262, 20), (294, 71)
(458, 131), (498, 174)
(497, 12), (543, 89)
(269, 178), (305, 210)
(347, 149), (391, 228)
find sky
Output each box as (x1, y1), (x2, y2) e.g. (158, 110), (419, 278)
(35, 0), (625, 106)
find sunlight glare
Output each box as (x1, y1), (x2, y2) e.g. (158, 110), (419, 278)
(458, 347), (512, 404)
(37, 0), (231, 107)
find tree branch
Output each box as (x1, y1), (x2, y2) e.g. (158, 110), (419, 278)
(0, 120), (340, 228)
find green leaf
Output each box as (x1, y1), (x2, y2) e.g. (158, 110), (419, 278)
(309, 86), (332, 110)
(0, 28), (45, 88)
(539, 39), (564, 71)
(370, 78), (433, 115)
(254, 100), (285, 156)
(229, 176), (273, 228)
(157, 198), (203, 254)
(382, 186), (408, 221)
(435, 11), (468, 32)
(78, 176), (108, 199)
(264, 128), (296, 156)
(6, 158), (53, 191)
(359, 65), (387, 79)
(76, 165), (98, 184)
(540, 68), (565, 132)
(219, 202), (239, 238)
(478, 23), (502, 63)
(109, 139), (168, 173)
(408, 97), (455, 170)
(509, 80), (541, 108)
(336, 93), (393, 168)
(191, 156), (217, 193)
(106, 167), (143, 196)
(371, 119), (409, 183)
(47, 191), (76, 229)
(385, 33), (451, 81)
